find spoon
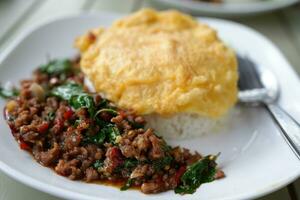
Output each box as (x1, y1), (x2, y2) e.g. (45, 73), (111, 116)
(238, 56), (300, 160)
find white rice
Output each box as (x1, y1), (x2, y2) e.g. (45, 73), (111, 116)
(144, 109), (238, 139)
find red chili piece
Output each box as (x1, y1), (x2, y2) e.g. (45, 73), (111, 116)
(175, 165), (186, 184)
(63, 107), (74, 120)
(118, 110), (126, 118)
(110, 147), (124, 168)
(37, 122), (49, 133)
(19, 140), (30, 150)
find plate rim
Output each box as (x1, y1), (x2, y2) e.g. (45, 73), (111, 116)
(0, 12), (299, 200)
(150, 0), (299, 16)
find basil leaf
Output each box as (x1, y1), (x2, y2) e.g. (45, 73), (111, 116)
(51, 83), (95, 116)
(98, 99), (109, 108)
(153, 156), (173, 171)
(70, 95), (95, 116)
(120, 178), (134, 191)
(74, 119), (81, 127)
(51, 83), (82, 100)
(83, 124), (120, 146)
(46, 111), (55, 121)
(123, 159), (138, 169)
(90, 131), (106, 145)
(93, 160), (104, 170)
(40, 59), (71, 75)
(175, 155), (218, 194)
(95, 117), (108, 127)
(106, 124), (120, 144)
(0, 85), (19, 99)
(95, 108), (118, 117)
(161, 144), (172, 152)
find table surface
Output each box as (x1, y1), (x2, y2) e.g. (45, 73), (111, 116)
(0, 0), (299, 199)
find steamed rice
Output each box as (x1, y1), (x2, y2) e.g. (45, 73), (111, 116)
(144, 109), (237, 139)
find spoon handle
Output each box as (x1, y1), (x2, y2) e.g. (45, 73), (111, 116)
(267, 104), (300, 160)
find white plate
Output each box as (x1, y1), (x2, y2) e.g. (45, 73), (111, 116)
(0, 13), (300, 200)
(150, 0), (299, 16)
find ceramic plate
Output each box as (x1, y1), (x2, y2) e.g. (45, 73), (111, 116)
(150, 0), (299, 16)
(0, 13), (299, 200)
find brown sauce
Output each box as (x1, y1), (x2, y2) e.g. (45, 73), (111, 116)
(92, 179), (125, 188)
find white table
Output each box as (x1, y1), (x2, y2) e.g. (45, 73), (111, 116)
(0, 0), (299, 199)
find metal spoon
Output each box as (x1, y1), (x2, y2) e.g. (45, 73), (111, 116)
(238, 56), (300, 160)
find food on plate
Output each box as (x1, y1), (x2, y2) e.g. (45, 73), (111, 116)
(1, 58), (224, 194)
(75, 9), (238, 138)
(1, 9), (237, 195)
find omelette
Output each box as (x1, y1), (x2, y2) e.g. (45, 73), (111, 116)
(75, 9), (238, 118)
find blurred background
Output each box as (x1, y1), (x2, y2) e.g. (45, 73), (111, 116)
(0, 0), (299, 199)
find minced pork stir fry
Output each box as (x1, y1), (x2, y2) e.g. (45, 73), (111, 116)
(1, 58), (224, 194)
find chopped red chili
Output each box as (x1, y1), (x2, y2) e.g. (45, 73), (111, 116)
(175, 165), (186, 184)
(19, 140), (30, 150)
(37, 122), (49, 133)
(63, 107), (73, 120)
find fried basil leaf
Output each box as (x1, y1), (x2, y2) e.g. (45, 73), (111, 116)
(70, 94), (95, 116)
(51, 83), (82, 100)
(120, 178), (134, 191)
(51, 83), (95, 115)
(40, 59), (71, 75)
(93, 160), (104, 170)
(46, 111), (55, 121)
(0, 85), (19, 99)
(175, 155), (218, 194)
(123, 158), (138, 169)
(95, 108), (118, 117)
(88, 131), (106, 145)
(153, 156), (173, 171)
(106, 124), (120, 144)
(83, 124), (120, 146)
